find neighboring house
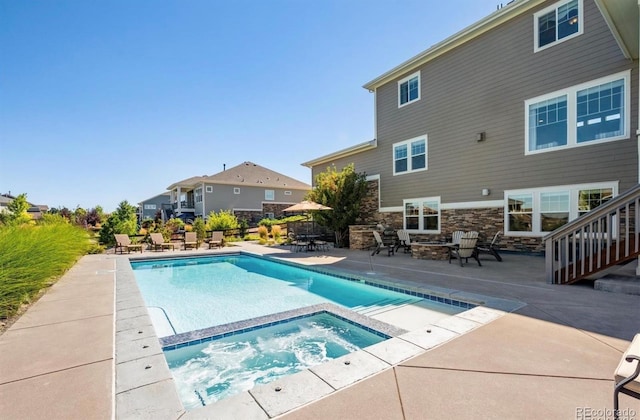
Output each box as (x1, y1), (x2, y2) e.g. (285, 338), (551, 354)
(0, 193), (49, 219)
(138, 192), (171, 223)
(303, 0), (639, 252)
(166, 161), (311, 223)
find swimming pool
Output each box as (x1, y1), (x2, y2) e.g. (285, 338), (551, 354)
(131, 254), (468, 337)
(130, 253), (474, 409)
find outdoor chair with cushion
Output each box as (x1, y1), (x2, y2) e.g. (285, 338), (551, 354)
(372, 230), (394, 256)
(114, 234), (143, 254)
(395, 229), (412, 253)
(476, 231), (503, 262)
(207, 231), (224, 249)
(614, 333), (640, 419)
(448, 231), (481, 267)
(149, 233), (175, 251)
(183, 232), (199, 250)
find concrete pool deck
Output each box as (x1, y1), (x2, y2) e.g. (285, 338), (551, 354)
(0, 242), (639, 419)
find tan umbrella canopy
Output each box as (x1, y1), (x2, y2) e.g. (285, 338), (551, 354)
(283, 200), (332, 212)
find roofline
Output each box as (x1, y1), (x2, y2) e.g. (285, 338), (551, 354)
(301, 139), (377, 168)
(362, 0), (545, 91)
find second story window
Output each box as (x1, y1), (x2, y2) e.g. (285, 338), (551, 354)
(398, 71), (420, 107)
(534, 0), (581, 52)
(265, 190), (274, 201)
(525, 71), (628, 154)
(393, 136), (427, 175)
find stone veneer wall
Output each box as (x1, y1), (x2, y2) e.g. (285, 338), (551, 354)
(354, 180), (544, 252)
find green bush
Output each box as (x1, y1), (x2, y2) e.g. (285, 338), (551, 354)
(0, 222), (91, 319)
(206, 210), (239, 231)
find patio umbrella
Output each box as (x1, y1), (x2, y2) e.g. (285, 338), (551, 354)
(283, 200), (332, 235)
(283, 200), (332, 213)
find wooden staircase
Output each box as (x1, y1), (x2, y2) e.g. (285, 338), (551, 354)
(545, 184), (640, 284)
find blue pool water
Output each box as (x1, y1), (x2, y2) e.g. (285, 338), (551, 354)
(131, 254), (441, 336)
(164, 312), (386, 409)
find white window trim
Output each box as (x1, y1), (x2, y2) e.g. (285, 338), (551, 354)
(143, 204), (156, 210)
(205, 186), (213, 193)
(234, 187), (240, 195)
(397, 71), (420, 108)
(504, 181), (618, 237)
(284, 190), (292, 196)
(533, 0), (583, 53)
(403, 196), (441, 234)
(524, 70), (630, 155)
(393, 135), (428, 176)
(265, 190), (275, 201)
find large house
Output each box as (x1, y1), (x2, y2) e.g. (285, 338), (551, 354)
(164, 161), (311, 223)
(304, 0), (638, 253)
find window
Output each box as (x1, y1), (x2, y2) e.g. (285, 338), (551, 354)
(393, 136), (427, 175)
(264, 212), (275, 220)
(143, 204), (156, 210)
(205, 186), (213, 193)
(505, 183), (617, 235)
(265, 190), (274, 200)
(404, 197), (440, 232)
(525, 71), (629, 154)
(284, 191), (292, 196)
(195, 188), (203, 203)
(234, 187), (240, 195)
(398, 71), (420, 107)
(534, 0), (582, 52)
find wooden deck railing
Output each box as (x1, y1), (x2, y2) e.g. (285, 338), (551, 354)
(544, 184), (640, 284)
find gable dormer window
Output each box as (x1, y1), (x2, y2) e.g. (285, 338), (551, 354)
(534, 0), (582, 52)
(398, 71), (420, 107)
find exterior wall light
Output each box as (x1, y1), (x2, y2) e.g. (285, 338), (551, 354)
(482, 188), (490, 196)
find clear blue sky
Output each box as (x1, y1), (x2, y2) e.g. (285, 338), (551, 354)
(1, 0), (502, 212)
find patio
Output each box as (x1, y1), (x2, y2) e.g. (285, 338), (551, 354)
(0, 242), (638, 419)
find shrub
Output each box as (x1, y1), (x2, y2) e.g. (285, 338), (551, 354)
(206, 210), (239, 231)
(257, 225), (268, 240)
(0, 222), (91, 319)
(192, 217), (206, 241)
(271, 225), (282, 241)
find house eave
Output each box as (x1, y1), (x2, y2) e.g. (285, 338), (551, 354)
(302, 139), (378, 168)
(362, 0), (547, 91)
(594, 0), (639, 60)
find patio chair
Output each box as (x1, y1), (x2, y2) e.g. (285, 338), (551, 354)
(395, 229), (412, 253)
(372, 230), (394, 256)
(476, 231), (503, 262)
(448, 231), (481, 267)
(450, 230), (465, 246)
(614, 333), (640, 419)
(149, 233), (175, 251)
(114, 234), (143, 254)
(183, 232), (199, 250)
(207, 231), (224, 249)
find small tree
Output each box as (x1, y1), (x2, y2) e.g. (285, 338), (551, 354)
(1, 193), (32, 225)
(307, 164), (368, 247)
(193, 217), (206, 242)
(98, 201), (138, 246)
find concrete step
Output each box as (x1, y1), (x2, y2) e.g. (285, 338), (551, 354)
(594, 277), (640, 295)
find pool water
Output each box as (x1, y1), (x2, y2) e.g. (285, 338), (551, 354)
(131, 254), (446, 337)
(164, 312), (386, 409)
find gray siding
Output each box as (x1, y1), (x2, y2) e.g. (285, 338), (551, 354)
(362, 0), (638, 207)
(140, 194), (170, 220)
(203, 184), (307, 215)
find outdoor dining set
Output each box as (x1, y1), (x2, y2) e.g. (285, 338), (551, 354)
(371, 228), (503, 267)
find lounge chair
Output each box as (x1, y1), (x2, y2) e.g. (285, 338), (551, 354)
(183, 232), (199, 250)
(207, 231), (224, 249)
(614, 333), (640, 419)
(149, 233), (175, 251)
(476, 231), (502, 261)
(448, 231), (481, 266)
(372, 230), (394, 256)
(395, 229), (412, 253)
(114, 234), (143, 254)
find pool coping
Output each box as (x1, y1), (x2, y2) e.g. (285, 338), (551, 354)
(115, 250), (526, 419)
